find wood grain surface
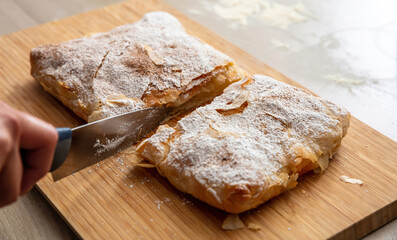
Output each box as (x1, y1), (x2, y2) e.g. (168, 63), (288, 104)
(0, 0), (396, 239)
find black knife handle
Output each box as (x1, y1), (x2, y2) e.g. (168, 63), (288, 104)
(50, 128), (72, 172)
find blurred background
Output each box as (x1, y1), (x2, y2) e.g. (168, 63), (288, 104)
(0, 0), (396, 239)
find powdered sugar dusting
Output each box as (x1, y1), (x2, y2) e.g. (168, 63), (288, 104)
(139, 75), (350, 211)
(31, 11), (234, 121)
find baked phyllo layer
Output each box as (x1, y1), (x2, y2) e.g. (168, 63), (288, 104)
(137, 75), (350, 213)
(30, 11), (245, 122)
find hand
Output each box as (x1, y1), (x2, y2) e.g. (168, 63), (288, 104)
(0, 100), (58, 207)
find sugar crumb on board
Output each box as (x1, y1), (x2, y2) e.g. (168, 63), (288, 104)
(154, 199), (163, 209)
(339, 175), (363, 185)
(116, 157), (125, 165)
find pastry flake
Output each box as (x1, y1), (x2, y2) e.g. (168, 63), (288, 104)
(221, 214), (245, 230)
(339, 175), (363, 185)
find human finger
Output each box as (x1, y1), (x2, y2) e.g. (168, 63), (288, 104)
(0, 147), (23, 207)
(19, 113), (58, 195)
(0, 111), (20, 172)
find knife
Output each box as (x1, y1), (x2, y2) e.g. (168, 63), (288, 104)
(46, 107), (169, 181)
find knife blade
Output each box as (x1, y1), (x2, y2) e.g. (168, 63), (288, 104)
(50, 107), (169, 181)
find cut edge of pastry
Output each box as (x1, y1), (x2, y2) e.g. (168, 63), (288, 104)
(142, 63), (245, 108)
(163, 63), (247, 117)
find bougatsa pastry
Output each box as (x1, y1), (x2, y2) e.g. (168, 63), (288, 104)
(137, 75), (350, 213)
(30, 12), (245, 122)
(30, 11), (350, 214)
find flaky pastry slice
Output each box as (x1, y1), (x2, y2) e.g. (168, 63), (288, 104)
(137, 75), (350, 213)
(30, 12), (244, 122)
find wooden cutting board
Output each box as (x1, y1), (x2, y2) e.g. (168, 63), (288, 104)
(0, 0), (396, 239)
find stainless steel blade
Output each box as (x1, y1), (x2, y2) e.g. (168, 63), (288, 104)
(51, 107), (169, 181)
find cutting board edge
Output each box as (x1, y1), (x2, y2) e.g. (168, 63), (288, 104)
(330, 199), (397, 239)
(34, 185), (82, 239)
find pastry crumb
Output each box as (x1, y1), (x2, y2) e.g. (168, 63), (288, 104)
(222, 214), (245, 230)
(299, 189), (306, 194)
(340, 175), (363, 185)
(248, 222), (261, 230)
